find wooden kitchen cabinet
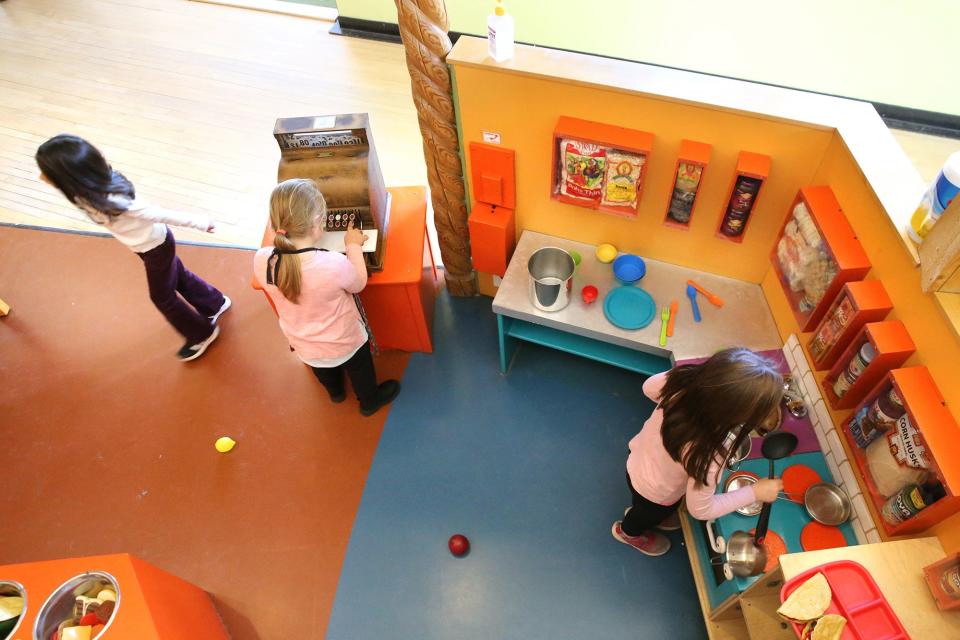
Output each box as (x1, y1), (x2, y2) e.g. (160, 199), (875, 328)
(683, 508), (960, 639)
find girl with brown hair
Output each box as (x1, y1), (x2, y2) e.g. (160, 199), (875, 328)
(612, 348), (785, 556)
(252, 179), (399, 416)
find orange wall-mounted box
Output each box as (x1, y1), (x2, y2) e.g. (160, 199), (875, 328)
(663, 139), (712, 230)
(716, 150), (770, 242)
(469, 202), (515, 277)
(807, 280), (893, 370)
(469, 142), (515, 208)
(550, 116), (653, 218)
(823, 320), (916, 410)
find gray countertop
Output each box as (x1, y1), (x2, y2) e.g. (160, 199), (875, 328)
(492, 231), (783, 363)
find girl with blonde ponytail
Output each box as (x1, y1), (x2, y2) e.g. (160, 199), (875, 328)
(253, 179), (400, 416)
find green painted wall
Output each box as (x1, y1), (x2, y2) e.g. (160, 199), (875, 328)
(337, 0), (959, 117)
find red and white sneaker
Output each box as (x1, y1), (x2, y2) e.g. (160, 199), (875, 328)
(611, 521), (671, 556)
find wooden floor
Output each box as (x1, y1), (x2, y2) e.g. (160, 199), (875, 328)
(1, 1), (959, 250)
(0, 0), (426, 248)
(1, 0), (958, 249)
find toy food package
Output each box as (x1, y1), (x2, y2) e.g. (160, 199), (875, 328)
(560, 139), (606, 203)
(667, 162), (703, 224)
(601, 150), (645, 209)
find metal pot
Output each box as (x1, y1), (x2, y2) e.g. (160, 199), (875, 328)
(527, 247), (575, 312)
(726, 530), (768, 577)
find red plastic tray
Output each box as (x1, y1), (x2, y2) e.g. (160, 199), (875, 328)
(780, 560), (910, 640)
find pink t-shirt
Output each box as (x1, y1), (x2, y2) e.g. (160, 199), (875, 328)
(253, 246), (367, 362)
(626, 371), (758, 520)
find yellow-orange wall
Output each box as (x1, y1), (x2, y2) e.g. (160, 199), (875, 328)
(763, 133), (960, 552)
(453, 65), (833, 284)
(454, 66), (960, 551)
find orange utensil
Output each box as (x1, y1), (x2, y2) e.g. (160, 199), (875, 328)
(667, 300), (678, 336)
(687, 279), (724, 307)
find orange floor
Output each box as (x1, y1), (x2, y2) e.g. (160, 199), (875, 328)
(0, 225), (407, 640)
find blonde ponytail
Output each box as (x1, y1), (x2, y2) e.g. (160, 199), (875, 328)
(268, 179), (327, 303)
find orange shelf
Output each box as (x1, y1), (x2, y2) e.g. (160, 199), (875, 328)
(822, 320), (915, 410)
(551, 116), (653, 217)
(715, 150), (770, 243)
(807, 280), (893, 370)
(770, 186), (872, 331)
(840, 367), (960, 536)
(663, 139), (712, 230)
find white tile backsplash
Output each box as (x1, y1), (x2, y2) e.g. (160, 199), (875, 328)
(814, 400), (833, 436)
(838, 461), (862, 499)
(824, 451), (841, 486)
(827, 429), (844, 462)
(782, 333), (880, 539)
(793, 344), (812, 380)
(849, 515), (867, 545)
(852, 494), (874, 528)
(801, 371), (818, 402)
(786, 334), (800, 352)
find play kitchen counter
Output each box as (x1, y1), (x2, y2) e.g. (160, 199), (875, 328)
(685, 536), (960, 640)
(493, 231), (782, 373)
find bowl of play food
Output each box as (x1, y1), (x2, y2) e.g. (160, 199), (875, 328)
(34, 572), (118, 640)
(0, 581), (25, 639)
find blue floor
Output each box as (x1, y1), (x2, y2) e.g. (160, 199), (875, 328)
(327, 293), (708, 639)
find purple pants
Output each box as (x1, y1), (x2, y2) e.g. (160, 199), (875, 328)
(138, 228), (224, 343)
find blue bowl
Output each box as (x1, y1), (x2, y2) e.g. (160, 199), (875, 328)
(612, 254), (646, 285)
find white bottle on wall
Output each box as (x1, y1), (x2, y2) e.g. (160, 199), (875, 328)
(487, 0), (514, 63)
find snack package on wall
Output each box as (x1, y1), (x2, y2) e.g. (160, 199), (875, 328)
(666, 162), (703, 224)
(601, 150), (645, 209)
(560, 139), (606, 203)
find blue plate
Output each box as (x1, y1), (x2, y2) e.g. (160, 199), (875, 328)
(603, 286), (656, 330)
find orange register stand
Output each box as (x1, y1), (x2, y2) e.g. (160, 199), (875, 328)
(0, 553), (228, 639)
(255, 186), (438, 353)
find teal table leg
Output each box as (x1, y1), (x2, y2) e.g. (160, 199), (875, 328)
(497, 315), (519, 374)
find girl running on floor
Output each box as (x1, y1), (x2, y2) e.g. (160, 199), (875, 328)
(36, 135), (230, 361)
(613, 348), (784, 556)
(252, 179), (400, 417)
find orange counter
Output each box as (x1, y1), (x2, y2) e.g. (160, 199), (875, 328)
(0, 553), (228, 640)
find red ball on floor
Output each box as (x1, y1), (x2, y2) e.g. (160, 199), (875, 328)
(448, 534), (470, 557)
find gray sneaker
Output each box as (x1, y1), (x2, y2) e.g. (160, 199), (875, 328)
(177, 325), (220, 362)
(611, 521), (671, 556)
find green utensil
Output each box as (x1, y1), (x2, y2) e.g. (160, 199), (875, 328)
(659, 307), (669, 346)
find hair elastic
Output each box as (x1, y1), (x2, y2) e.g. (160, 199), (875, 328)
(276, 228), (287, 236)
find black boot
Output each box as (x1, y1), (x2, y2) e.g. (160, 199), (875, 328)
(360, 380), (401, 417)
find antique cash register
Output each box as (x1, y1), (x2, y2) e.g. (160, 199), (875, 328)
(273, 114), (389, 270)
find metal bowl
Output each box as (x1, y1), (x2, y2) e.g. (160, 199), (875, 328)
(726, 436), (752, 470)
(724, 472), (763, 516)
(804, 482), (851, 525)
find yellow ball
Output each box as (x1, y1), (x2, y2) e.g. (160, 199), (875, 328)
(215, 436), (236, 453)
(596, 244), (617, 263)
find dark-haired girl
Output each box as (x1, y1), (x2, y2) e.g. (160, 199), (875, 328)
(36, 134), (229, 361)
(612, 348), (785, 556)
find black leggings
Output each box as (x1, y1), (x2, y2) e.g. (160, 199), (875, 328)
(310, 341), (377, 406)
(622, 472), (681, 536)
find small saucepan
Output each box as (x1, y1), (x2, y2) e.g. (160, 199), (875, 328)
(804, 482), (851, 526)
(726, 431), (799, 578)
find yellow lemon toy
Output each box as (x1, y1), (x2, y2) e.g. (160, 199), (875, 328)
(596, 244), (617, 263)
(215, 436), (236, 453)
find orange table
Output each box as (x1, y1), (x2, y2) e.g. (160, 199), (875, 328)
(0, 553), (228, 640)
(255, 186), (438, 353)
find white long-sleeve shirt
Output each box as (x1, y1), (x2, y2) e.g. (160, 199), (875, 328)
(80, 195), (212, 253)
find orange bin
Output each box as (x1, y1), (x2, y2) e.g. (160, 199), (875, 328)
(0, 553), (228, 640)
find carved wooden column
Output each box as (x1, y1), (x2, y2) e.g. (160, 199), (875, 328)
(395, 0), (477, 296)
